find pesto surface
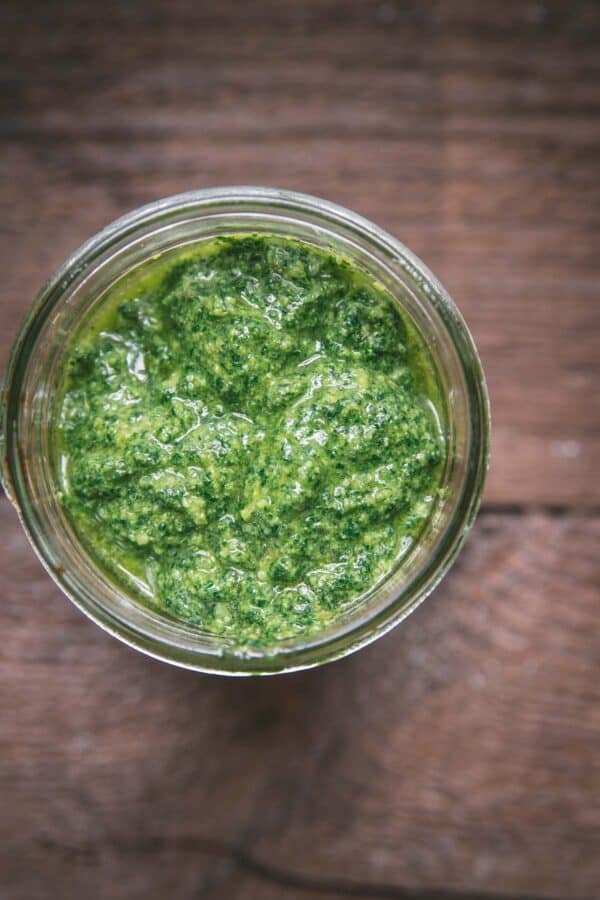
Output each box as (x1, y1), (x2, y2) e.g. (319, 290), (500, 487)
(58, 236), (444, 648)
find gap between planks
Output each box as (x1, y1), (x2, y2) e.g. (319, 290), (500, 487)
(36, 834), (595, 900)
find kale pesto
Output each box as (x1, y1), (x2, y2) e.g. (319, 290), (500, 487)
(57, 235), (445, 647)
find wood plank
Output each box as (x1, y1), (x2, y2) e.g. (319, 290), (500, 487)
(1, 4), (599, 898)
(1, 501), (598, 899)
(1, 1), (599, 507)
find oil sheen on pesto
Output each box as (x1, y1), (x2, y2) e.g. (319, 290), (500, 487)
(58, 236), (445, 648)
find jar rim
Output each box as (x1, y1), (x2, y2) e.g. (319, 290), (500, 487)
(1, 187), (490, 674)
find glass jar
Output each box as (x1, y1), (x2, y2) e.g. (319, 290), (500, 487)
(0, 187), (490, 674)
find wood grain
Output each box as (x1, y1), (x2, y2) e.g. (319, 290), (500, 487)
(1, 502), (598, 899)
(1, 0), (599, 505)
(1, 2), (599, 899)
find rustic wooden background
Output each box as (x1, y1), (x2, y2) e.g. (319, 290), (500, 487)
(1, 2), (599, 899)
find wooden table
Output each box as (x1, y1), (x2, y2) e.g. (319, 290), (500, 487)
(1, 3), (599, 898)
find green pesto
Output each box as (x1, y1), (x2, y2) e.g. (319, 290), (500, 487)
(57, 236), (445, 648)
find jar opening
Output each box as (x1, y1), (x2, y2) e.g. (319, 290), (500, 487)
(1, 188), (489, 674)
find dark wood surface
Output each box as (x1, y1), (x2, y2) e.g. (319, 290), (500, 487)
(1, 2), (599, 899)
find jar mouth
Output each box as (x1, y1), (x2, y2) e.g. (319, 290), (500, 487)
(1, 187), (490, 675)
